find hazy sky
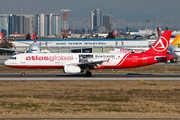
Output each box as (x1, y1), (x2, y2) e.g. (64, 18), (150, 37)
(1, 0), (180, 16)
(1, 0), (180, 29)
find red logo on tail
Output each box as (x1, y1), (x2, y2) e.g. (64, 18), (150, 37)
(152, 37), (168, 52)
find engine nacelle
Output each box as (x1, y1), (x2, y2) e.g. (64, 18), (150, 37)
(63, 65), (82, 73)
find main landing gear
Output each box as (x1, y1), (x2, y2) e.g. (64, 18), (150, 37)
(22, 68), (26, 76)
(86, 71), (92, 77)
(170, 59), (178, 64)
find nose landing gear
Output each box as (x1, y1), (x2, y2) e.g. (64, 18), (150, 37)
(22, 68), (26, 76)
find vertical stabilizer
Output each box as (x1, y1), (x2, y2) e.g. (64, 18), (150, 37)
(170, 34), (180, 47)
(145, 31), (172, 55)
(32, 33), (35, 40)
(157, 27), (162, 38)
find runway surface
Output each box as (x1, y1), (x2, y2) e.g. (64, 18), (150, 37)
(0, 73), (180, 81)
(1, 55), (180, 81)
(0, 119), (178, 120)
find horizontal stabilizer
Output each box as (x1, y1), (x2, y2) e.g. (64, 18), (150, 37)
(155, 56), (173, 61)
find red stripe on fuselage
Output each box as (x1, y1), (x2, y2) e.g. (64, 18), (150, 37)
(116, 53), (130, 66)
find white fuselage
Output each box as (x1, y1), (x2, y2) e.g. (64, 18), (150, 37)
(5, 52), (163, 70)
(5, 53), (123, 68)
(168, 44), (180, 59)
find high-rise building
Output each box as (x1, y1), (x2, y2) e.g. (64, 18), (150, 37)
(8, 14), (17, 34)
(50, 13), (61, 38)
(0, 14), (9, 36)
(16, 15), (24, 34)
(24, 15), (35, 34)
(90, 9), (102, 31)
(8, 14), (35, 35)
(36, 13), (61, 37)
(90, 11), (94, 31)
(94, 9), (102, 27)
(36, 14), (46, 37)
(103, 14), (113, 33)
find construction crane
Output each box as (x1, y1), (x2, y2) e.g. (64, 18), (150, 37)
(6, 6), (26, 15)
(60, 9), (70, 39)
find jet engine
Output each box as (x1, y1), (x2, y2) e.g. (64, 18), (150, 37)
(63, 65), (83, 73)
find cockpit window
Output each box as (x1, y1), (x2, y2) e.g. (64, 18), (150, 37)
(10, 57), (16, 60)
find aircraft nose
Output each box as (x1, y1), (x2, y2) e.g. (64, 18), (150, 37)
(4, 60), (9, 66)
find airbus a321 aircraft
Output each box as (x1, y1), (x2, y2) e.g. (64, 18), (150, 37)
(4, 31), (174, 77)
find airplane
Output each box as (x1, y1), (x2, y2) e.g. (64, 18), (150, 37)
(112, 30), (118, 36)
(93, 30), (118, 38)
(127, 28), (155, 39)
(156, 27), (180, 38)
(4, 31), (174, 77)
(0, 33), (41, 53)
(0, 33), (4, 41)
(93, 33), (108, 38)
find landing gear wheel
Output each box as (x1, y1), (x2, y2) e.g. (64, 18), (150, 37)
(22, 72), (25, 76)
(170, 59), (174, 63)
(22, 68), (26, 76)
(86, 71), (92, 77)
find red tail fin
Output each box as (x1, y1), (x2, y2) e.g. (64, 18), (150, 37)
(0, 33), (4, 41)
(145, 30), (172, 55)
(112, 30), (118, 36)
(32, 33), (35, 40)
(157, 27), (162, 38)
(166, 27), (169, 31)
(31, 33), (36, 43)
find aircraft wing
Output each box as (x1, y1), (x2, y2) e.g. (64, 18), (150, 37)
(18, 42), (32, 45)
(0, 48), (25, 53)
(78, 60), (105, 68)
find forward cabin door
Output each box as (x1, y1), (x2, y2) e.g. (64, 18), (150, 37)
(21, 55), (26, 64)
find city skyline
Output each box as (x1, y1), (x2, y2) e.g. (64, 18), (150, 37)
(0, 13), (61, 37)
(1, 0), (180, 30)
(1, 0), (180, 16)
